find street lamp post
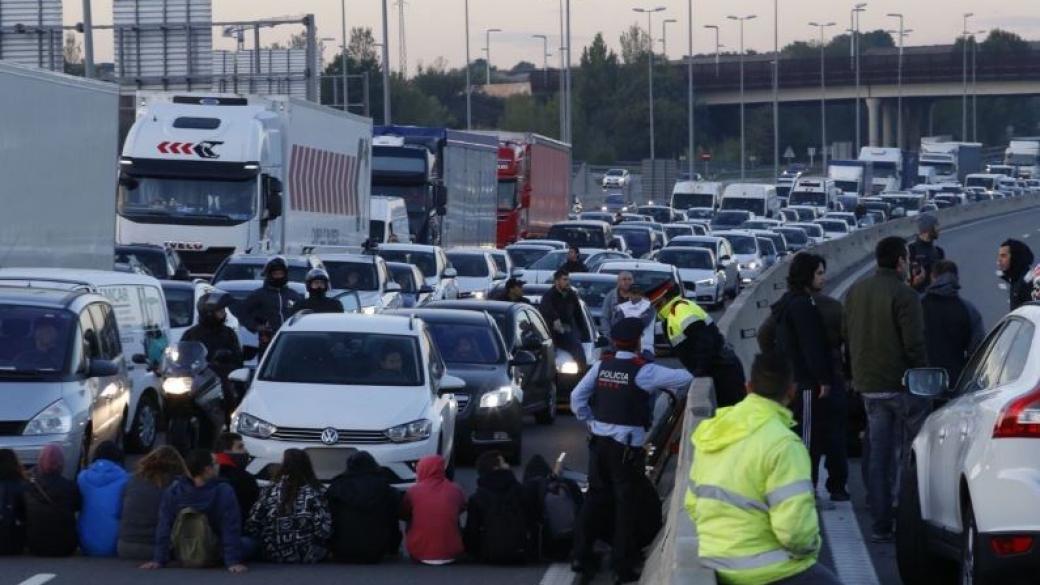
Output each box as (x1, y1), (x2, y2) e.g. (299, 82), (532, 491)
(887, 13), (904, 148)
(728, 14), (756, 180)
(465, 0), (472, 129)
(485, 28), (502, 85)
(962, 12), (973, 140)
(704, 24), (720, 76)
(851, 3), (866, 153)
(82, 0), (96, 78)
(340, 0), (349, 112)
(661, 18), (677, 57)
(972, 29), (984, 141)
(772, 0), (779, 179)
(687, 0), (695, 181)
(558, 0), (566, 142)
(634, 6), (667, 195)
(380, 0), (392, 124)
(533, 34), (550, 86)
(809, 22), (836, 171)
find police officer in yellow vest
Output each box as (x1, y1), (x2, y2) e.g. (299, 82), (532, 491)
(687, 352), (841, 585)
(646, 280), (746, 407)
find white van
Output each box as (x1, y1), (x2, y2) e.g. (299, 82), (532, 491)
(719, 183), (780, 219)
(789, 177), (841, 215)
(671, 181), (723, 211)
(370, 196), (410, 244)
(0, 268), (171, 453)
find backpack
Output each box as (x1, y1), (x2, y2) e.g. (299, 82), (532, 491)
(479, 489), (528, 564)
(541, 477), (578, 541)
(170, 507), (221, 568)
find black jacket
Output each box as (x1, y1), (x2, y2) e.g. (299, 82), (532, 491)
(463, 468), (529, 561)
(908, 238), (945, 292)
(237, 284), (304, 332)
(292, 295), (345, 315)
(325, 452), (402, 563)
(1001, 239), (1035, 312)
(154, 476), (244, 566)
(217, 460), (259, 529)
(23, 472), (78, 556)
(560, 260), (588, 274)
(0, 479), (25, 555)
(181, 323), (243, 373)
(765, 291), (834, 388)
(539, 286), (582, 331)
(922, 274), (985, 385)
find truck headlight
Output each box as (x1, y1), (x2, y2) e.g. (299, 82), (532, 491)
(235, 412), (277, 439)
(480, 385), (516, 408)
(23, 400), (72, 436)
(162, 376), (192, 396)
(385, 419), (432, 442)
(559, 361), (580, 375)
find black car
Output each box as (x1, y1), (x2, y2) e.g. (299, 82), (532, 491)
(710, 210), (753, 230)
(386, 309), (535, 463)
(115, 244), (190, 280)
(426, 300), (557, 423)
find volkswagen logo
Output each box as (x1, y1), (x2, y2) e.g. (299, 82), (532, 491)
(320, 427), (339, 445)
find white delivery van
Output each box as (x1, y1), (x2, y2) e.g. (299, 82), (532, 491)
(671, 181), (723, 211)
(0, 269), (171, 453)
(788, 177), (841, 215)
(719, 183), (780, 218)
(370, 196), (410, 243)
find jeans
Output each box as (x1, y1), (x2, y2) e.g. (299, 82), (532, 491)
(771, 562), (843, 585)
(863, 393), (930, 534)
(555, 328), (587, 370)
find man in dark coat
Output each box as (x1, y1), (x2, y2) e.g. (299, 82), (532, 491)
(539, 269), (587, 370)
(238, 256), (304, 333)
(998, 238), (1035, 312)
(907, 213), (945, 292)
(292, 268), (344, 314)
(326, 451), (402, 563)
(560, 246), (588, 274)
(213, 432), (259, 529)
(922, 260), (985, 385)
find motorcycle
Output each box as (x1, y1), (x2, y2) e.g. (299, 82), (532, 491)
(160, 341), (227, 454)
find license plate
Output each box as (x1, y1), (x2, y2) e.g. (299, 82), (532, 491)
(305, 448), (358, 478)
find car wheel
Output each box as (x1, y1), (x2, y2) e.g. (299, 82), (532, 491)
(535, 383), (558, 425)
(961, 500), (991, 585)
(896, 460), (946, 584)
(126, 393), (159, 453)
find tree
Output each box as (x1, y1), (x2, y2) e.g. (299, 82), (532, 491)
(981, 29), (1030, 57)
(619, 23), (651, 64)
(499, 95), (558, 138)
(348, 26), (379, 65)
(269, 32), (309, 51)
(781, 40), (820, 59)
(510, 61), (537, 75)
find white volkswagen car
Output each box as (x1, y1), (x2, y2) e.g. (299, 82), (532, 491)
(230, 313), (464, 485)
(897, 304), (1040, 584)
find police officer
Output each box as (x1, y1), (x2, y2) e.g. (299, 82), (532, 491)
(570, 318), (693, 584)
(292, 268), (344, 314)
(239, 256), (304, 334)
(646, 280), (746, 407)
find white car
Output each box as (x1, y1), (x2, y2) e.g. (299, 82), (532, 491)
(518, 249), (631, 284)
(655, 247), (726, 308)
(898, 305), (1040, 584)
(319, 253), (403, 314)
(446, 249), (507, 299)
(230, 313), (465, 485)
(160, 280), (240, 345)
(814, 219), (851, 240)
(376, 243), (460, 301)
(712, 230), (766, 284)
(788, 222), (827, 245)
(602, 168), (630, 189)
(822, 211), (859, 231)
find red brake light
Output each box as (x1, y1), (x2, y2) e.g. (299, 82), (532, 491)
(990, 535), (1034, 556)
(993, 387), (1040, 438)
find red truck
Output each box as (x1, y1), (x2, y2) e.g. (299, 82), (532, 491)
(488, 132), (571, 247)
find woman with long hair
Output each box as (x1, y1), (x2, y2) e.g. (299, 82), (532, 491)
(117, 446), (188, 559)
(0, 449), (27, 555)
(246, 449), (331, 563)
(23, 444), (79, 556)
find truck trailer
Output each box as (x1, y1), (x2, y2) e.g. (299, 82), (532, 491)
(372, 126), (498, 248)
(117, 93), (372, 275)
(918, 140), (982, 184)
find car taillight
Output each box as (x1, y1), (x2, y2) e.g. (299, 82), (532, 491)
(993, 386), (1040, 438)
(990, 535), (1034, 556)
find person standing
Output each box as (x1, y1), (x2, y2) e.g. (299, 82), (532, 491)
(998, 238), (1035, 312)
(921, 260), (985, 385)
(239, 256), (304, 334)
(23, 444), (79, 557)
(561, 246), (588, 274)
(907, 213), (945, 292)
(118, 446), (188, 560)
(246, 449), (331, 564)
(612, 285), (656, 360)
(686, 353), (841, 585)
(599, 271), (634, 339)
(844, 236), (929, 542)
(646, 280), (746, 407)
(77, 441), (129, 557)
(539, 270), (587, 371)
(292, 268), (344, 314)
(570, 318), (693, 583)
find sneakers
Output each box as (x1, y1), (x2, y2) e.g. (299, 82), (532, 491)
(830, 489), (851, 502)
(870, 531), (894, 543)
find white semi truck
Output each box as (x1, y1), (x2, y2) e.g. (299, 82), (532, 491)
(858, 147), (905, 193)
(117, 93), (372, 275)
(1, 62), (119, 270)
(918, 139), (982, 185)
(1005, 139), (1040, 179)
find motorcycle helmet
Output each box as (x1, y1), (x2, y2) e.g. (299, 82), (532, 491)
(197, 291), (232, 325)
(305, 268), (331, 297)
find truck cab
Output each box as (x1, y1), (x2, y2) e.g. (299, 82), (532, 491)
(827, 160), (874, 199)
(369, 196), (410, 244)
(788, 176), (841, 215)
(859, 147), (903, 194)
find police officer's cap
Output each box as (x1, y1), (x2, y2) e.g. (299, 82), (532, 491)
(611, 317), (644, 343)
(646, 279), (676, 304)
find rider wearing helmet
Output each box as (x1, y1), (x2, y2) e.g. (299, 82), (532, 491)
(182, 291), (243, 375)
(293, 268), (344, 314)
(239, 256), (304, 334)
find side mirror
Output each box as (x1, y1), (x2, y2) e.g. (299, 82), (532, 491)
(510, 350), (538, 367)
(440, 373), (466, 393)
(594, 336), (610, 349)
(418, 284), (435, 294)
(131, 353), (149, 365)
(86, 359), (120, 378)
(903, 368), (949, 398)
(386, 281), (403, 293)
(442, 267), (458, 279)
(228, 368), (253, 385)
(263, 175), (284, 220)
(511, 267), (524, 277)
(494, 271), (508, 281)
(432, 184), (448, 208)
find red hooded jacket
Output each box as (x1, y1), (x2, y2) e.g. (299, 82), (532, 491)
(400, 455), (466, 562)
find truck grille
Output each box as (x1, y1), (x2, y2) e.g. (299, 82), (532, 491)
(0, 421), (26, 436)
(270, 426), (390, 445)
(178, 247), (235, 276)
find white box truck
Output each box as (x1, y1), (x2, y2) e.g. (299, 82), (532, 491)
(1005, 139), (1040, 179)
(117, 93), (372, 275)
(0, 62), (119, 270)
(918, 140), (982, 184)
(858, 147), (904, 193)
(788, 177), (841, 215)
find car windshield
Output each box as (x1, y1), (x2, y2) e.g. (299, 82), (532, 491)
(378, 250), (438, 279)
(259, 332), (422, 386)
(547, 225), (608, 249)
(834, 180), (858, 193)
(777, 229), (808, 244)
(817, 220), (847, 232)
(613, 228), (651, 253)
(665, 226), (693, 239)
(882, 196), (923, 210)
(115, 248), (169, 279)
(579, 213), (614, 223)
(213, 262), (310, 284)
(657, 249), (713, 270)
(669, 239), (713, 253)
(600, 268), (675, 291)
(388, 266), (418, 292)
(711, 211), (748, 227)
(724, 235), (758, 254)
(794, 224), (824, 237)
(163, 285), (195, 328)
(757, 239), (777, 255)
(672, 194), (714, 210)
(790, 191), (827, 207)
(490, 253), (508, 273)
(529, 250), (588, 270)
(325, 262), (379, 291)
(604, 193), (626, 205)
(0, 305), (75, 374)
(720, 198), (765, 215)
(427, 322), (503, 365)
(965, 177), (995, 189)
(448, 254), (490, 277)
(507, 247), (552, 268)
(684, 208), (714, 219)
(571, 278), (617, 310)
(639, 208), (672, 223)
(606, 169), (624, 176)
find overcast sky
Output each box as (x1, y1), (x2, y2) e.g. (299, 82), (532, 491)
(64, 1), (1040, 71)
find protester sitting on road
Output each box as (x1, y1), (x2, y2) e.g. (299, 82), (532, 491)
(521, 455), (583, 562)
(77, 441), (129, 557)
(117, 446), (187, 560)
(539, 270), (588, 371)
(326, 450), (402, 563)
(0, 449), (26, 555)
(999, 238), (1035, 312)
(246, 449), (331, 564)
(464, 450), (530, 564)
(23, 444), (78, 557)
(400, 454), (466, 565)
(687, 352), (841, 585)
(214, 432), (259, 529)
(921, 260), (985, 386)
(142, 449), (247, 573)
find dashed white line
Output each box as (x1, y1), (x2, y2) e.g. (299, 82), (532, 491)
(539, 562), (575, 585)
(17, 575), (56, 585)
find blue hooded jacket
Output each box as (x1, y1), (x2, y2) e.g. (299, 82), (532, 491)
(77, 459), (130, 556)
(153, 476), (243, 566)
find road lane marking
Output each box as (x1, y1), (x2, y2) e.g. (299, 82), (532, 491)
(539, 562), (575, 585)
(18, 575), (56, 585)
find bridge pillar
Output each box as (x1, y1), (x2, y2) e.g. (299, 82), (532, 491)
(882, 99), (894, 147)
(866, 97), (881, 147)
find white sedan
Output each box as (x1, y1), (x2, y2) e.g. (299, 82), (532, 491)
(446, 249), (507, 299)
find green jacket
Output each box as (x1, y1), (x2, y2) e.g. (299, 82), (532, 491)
(843, 267), (928, 393)
(686, 394), (819, 585)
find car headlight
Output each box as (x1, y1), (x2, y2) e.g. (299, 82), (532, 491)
(559, 361), (580, 375)
(235, 412), (277, 439)
(23, 400), (72, 436)
(480, 385), (517, 408)
(621, 206), (629, 212)
(472, 290), (486, 300)
(601, 206), (608, 211)
(362, 306), (377, 315)
(696, 278), (716, 286)
(385, 419), (432, 443)
(162, 376), (192, 396)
